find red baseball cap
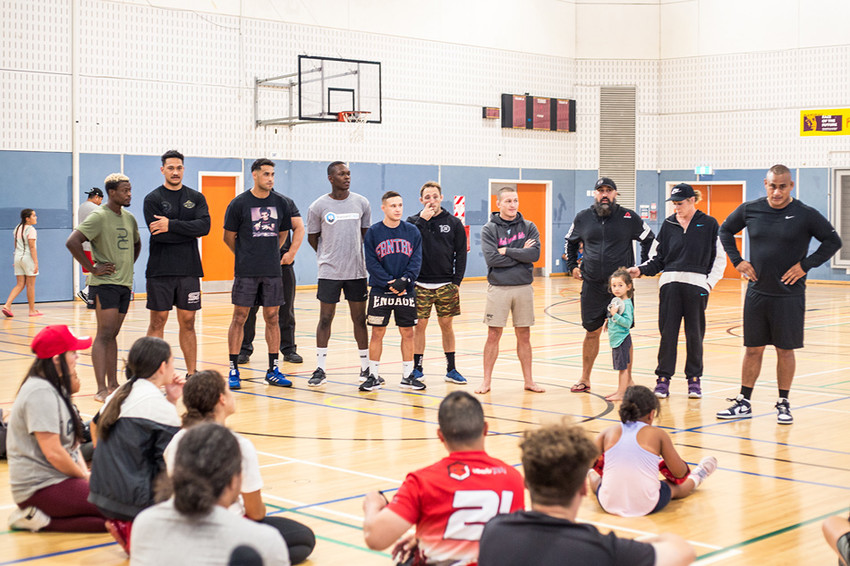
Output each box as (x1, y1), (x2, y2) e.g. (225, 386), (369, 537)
(31, 325), (92, 359)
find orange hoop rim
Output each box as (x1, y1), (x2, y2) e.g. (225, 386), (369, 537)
(338, 111), (371, 122)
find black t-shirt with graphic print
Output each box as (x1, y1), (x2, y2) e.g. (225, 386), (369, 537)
(223, 190), (297, 277)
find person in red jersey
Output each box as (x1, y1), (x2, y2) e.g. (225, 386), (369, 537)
(362, 391), (524, 565)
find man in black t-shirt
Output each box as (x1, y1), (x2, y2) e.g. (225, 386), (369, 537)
(478, 423), (694, 566)
(716, 164), (841, 424)
(144, 150), (211, 377)
(223, 158), (304, 390)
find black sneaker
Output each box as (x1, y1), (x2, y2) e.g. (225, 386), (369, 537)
(359, 374), (382, 392)
(237, 353), (251, 365)
(400, 375), (426, 390)
(359, 368), (371, 382)
(283, 352), (303, 364)
(76, 290), (89, 303)
(308, 368), (327, 387)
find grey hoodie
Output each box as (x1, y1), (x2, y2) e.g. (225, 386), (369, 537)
(481, 211), (541, 286)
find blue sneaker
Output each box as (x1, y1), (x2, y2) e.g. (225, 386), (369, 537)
(228, 368), (241, 390)
(265, 367), (293, 388)
(445, 369), (467, 384)
(410, 367), (424, 381)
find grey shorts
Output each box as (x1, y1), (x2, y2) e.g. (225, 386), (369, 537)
(838, 531), (850, 564)
(483, 284), (534, 327)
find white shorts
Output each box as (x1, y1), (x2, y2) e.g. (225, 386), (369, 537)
(14, 254), (36, 276)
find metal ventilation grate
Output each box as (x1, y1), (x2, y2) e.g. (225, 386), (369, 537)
(599, 86), (636, 209)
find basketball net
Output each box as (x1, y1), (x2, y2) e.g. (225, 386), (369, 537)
(339, 111), (370, 142)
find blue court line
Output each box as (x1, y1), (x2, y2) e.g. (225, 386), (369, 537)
(0, 541), (116, 565)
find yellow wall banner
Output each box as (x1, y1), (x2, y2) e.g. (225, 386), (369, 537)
(800, 109), (850, 136)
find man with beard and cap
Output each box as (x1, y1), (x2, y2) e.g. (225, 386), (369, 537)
(564, 177), (654, 394)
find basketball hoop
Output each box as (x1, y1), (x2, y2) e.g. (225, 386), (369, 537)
(338, 111), (370, 141)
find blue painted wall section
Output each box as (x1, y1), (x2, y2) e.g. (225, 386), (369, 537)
(0, 152), (846, 306)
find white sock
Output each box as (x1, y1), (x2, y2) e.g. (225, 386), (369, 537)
(316, 348), (328, 371)
(369, 360), (380, 378)
(359, 349), (369, 371)
(402, 361), (414, 379)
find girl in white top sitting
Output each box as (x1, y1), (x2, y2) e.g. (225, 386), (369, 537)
(164, 370), (315, 564)
(588, 385), (717, 517)
(3, 208), (41, 318)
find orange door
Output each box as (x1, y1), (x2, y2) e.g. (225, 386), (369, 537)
(491, 184), (547, 270)
(200, 175), (239, 289)
(693, 183), (743, 279)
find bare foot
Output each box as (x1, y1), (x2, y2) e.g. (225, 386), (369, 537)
(605, 391), (626, 401)
(93, 390), (109, 403)
(524, 383), (545, 393)
(474, 383), (491, 394)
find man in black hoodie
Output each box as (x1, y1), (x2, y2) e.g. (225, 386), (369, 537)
(565, 177), (654, 394)
(407, 182), (468, 385)
(476, 188), (544, 395)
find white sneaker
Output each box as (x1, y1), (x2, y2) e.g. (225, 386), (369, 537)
(8, 506), (50, 531)
(690, 456), (718, 487)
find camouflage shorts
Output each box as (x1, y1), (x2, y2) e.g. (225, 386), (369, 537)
(415, 283), (460, 319)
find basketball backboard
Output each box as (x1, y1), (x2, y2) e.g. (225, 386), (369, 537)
(254, 55), (381, 127)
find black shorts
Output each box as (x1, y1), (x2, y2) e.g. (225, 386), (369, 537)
(743, 290), (804, 350)
(146, 276), (201, 311)
(611, 334), (632, 370)
(231, 276), (284, 308)
(90, 284), (131, 314)
(581, 280), (612, 332)
(317, 278), (368, 304)
(367, 289), (417, 327)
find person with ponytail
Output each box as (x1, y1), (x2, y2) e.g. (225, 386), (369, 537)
(588, 385), (718, 517)
(163, 370), (315, 564)
(6, 325), (106, 532)
(88, 336), (184, 553)
(131, 422), (290, 565)
(3, 208), (41, 318)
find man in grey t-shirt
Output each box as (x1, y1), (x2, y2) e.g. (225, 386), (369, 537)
(305, 162), (372, 387)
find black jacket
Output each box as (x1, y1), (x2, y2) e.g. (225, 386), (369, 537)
(407, 208), (467, 285)
(639, 209), (726, 290)
(565, 203), (654, 284)
(143, 185), (211, 278)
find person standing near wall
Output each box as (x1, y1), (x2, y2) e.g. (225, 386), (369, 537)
(628, 183), (726, 399)
(476, 187), (544, 395)
(143, 150), (211, 378)
(3, 209), (41, 318)
(66, 174), (141, 402)
(564, 177), (654, 394)
(361, 191), (422, 392)
(76, 188), (103, 305)
(238, 191), (305, 367)
(305, 162), (372, 387)
(223, 158), (298, 390)
(716, 164), (841, 424)
(407, 181), (468, 385)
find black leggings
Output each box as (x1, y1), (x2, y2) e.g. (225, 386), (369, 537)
(260, 516), (316, 564)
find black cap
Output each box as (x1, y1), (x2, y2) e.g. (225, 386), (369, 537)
(85, 187), (103, 197)
(667, 183), (696, 201)
(594, 177), (617, 191)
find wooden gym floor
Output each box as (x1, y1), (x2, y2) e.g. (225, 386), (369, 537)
(1, 276), (848, 565)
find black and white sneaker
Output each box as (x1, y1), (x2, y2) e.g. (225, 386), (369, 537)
(308, 368), (327, 387)
(400, 375), (426, 390)
(359, 374), (382, 392)
(359, 368), (371, 382)
(716, 394), (752, 419)
(8, 506), (50, 531)
(776, 398), (793, 425)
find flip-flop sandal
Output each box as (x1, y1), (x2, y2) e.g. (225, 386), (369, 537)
(2, 308), (13, 318)
(570, 382), (591, 393)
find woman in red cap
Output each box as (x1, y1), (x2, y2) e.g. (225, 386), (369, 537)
(6, 325), (106, 532)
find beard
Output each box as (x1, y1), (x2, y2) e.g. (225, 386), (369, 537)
(592, 198), (616, 217)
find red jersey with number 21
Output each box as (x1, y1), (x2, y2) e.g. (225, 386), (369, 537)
(387, 450), (524, 565)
